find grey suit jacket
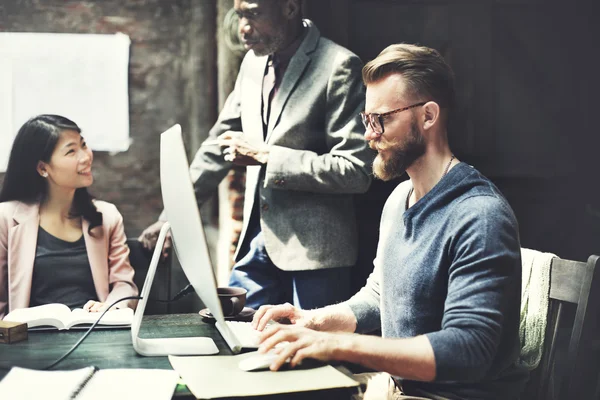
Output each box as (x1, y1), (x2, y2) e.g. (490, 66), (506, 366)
(186, 20), (374, 271)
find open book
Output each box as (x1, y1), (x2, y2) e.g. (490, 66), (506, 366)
(3, 303), (133, 330)
(0, 366), (179, 400)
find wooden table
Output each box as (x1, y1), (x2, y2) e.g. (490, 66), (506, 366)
(0, 314), (357, 399)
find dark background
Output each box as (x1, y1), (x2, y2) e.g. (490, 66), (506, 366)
(1, 0), (598, 272)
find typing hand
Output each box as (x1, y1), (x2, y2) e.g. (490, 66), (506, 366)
(83, 300), (107, 313)
(258, 325), (345, 371)
(219, 132), (269, 166)
(252, 303), (313, 332)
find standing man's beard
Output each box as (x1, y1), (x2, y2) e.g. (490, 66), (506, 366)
(372, 120), (426, 181)
(250, 29), (286, 57)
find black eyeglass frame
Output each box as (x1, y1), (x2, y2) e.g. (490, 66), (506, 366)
(360, 102), (427, 135)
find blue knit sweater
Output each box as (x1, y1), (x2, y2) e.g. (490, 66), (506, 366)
(347, 163), (528, 399)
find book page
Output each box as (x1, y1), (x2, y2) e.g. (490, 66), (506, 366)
(3, 303), (71, 329)
(0, 366), (95, 400)
(67, 307), (133, 329)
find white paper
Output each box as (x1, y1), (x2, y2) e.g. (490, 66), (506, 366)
(0, 57), (13, 172)
(0, 32), (131, 172)
(0, 367), (179, 400)
(77, 369), (179, 400)
(169, 353), (359, 399)
(0, 366), (94, 400)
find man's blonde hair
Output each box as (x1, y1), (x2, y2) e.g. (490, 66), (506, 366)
(362, 43), (456, 109)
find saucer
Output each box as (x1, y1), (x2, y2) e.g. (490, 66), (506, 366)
(199, 307), (255, 322)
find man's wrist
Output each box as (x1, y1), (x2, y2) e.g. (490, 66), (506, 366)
(332, 333), (357, 362)
(258, 148), (269, 164)
(303, 309), (322, 330)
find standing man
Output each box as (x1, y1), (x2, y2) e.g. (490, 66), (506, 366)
(252, 44), (527, 400)
(139, 0), (373, 310)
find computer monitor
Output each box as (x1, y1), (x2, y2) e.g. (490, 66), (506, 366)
(131, 124), (222, 356)
(131, 124), (245, 356)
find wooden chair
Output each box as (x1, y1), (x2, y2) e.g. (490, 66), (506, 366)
(521, 254), (600, 399)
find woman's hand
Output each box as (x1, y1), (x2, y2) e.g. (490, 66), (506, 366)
(83, 300), (107, 313)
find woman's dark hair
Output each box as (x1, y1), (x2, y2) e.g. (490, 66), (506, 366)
(0, 114), (102, 232)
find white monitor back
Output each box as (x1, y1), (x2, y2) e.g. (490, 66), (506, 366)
(130, 124), (222, 356)
(159, 124), (225, 323)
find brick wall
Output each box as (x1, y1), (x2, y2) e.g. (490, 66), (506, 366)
(0, 0), (218, 238)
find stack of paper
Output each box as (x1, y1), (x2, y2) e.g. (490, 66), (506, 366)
(169, 353), (359, 398)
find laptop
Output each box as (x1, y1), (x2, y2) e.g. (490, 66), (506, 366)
(131, 124), (257, 356)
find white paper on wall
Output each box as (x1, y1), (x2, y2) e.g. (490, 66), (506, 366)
(0, 32), (131, 172)
(0, 58), (13, 172)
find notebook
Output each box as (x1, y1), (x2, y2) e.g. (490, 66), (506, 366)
(0, 366), (179, 400)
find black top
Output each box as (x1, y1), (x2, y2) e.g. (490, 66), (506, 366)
(29, 227), (97, 309)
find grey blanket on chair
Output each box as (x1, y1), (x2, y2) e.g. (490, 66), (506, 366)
(518, 248), (555, 370)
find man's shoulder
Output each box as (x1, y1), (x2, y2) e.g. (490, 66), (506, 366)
(303, 19), (361, 61)
(446, 164), (516, 221)
(313, 38), (363, 71)
(450, 164), (505, 201)
(317, 36), (359, 57)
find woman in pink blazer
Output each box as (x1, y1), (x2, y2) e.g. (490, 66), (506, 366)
(0, 115), (138, 319)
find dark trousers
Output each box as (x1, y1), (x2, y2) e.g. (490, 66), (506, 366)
(228, 223), (351, 310)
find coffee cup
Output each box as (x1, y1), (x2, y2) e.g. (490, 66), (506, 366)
(217, 287), (247, 316)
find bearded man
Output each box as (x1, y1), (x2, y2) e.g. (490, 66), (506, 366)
(252, 44), (528, 400)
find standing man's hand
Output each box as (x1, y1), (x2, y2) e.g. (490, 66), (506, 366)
(138, 220), (172, 258)
(219, 132), (269, 165)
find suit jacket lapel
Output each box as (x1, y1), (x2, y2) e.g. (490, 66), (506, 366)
(266, 20), (320, 142)
(8, 203), (40, 311)
(83, 219), (109, 301)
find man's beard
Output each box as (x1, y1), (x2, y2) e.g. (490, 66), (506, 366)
(372, 120), (426, 181)
(252, 30), (286, 57)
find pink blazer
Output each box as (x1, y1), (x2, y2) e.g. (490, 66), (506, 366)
(0, 200), (138, 318)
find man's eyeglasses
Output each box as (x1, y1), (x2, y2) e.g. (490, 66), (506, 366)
(360, 102), (426, 135)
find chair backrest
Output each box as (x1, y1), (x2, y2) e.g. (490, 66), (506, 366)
(522, 254), (600, 399)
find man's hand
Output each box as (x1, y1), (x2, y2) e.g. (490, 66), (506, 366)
(83, 300), (107, 313)
(258, 325), (348, 370)
(252, 302), (315, 331)
(219, 132), (269, 165)
(138, 220), (172, 258)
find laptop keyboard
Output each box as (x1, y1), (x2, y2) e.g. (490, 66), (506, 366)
(225, 321), (261, 349)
